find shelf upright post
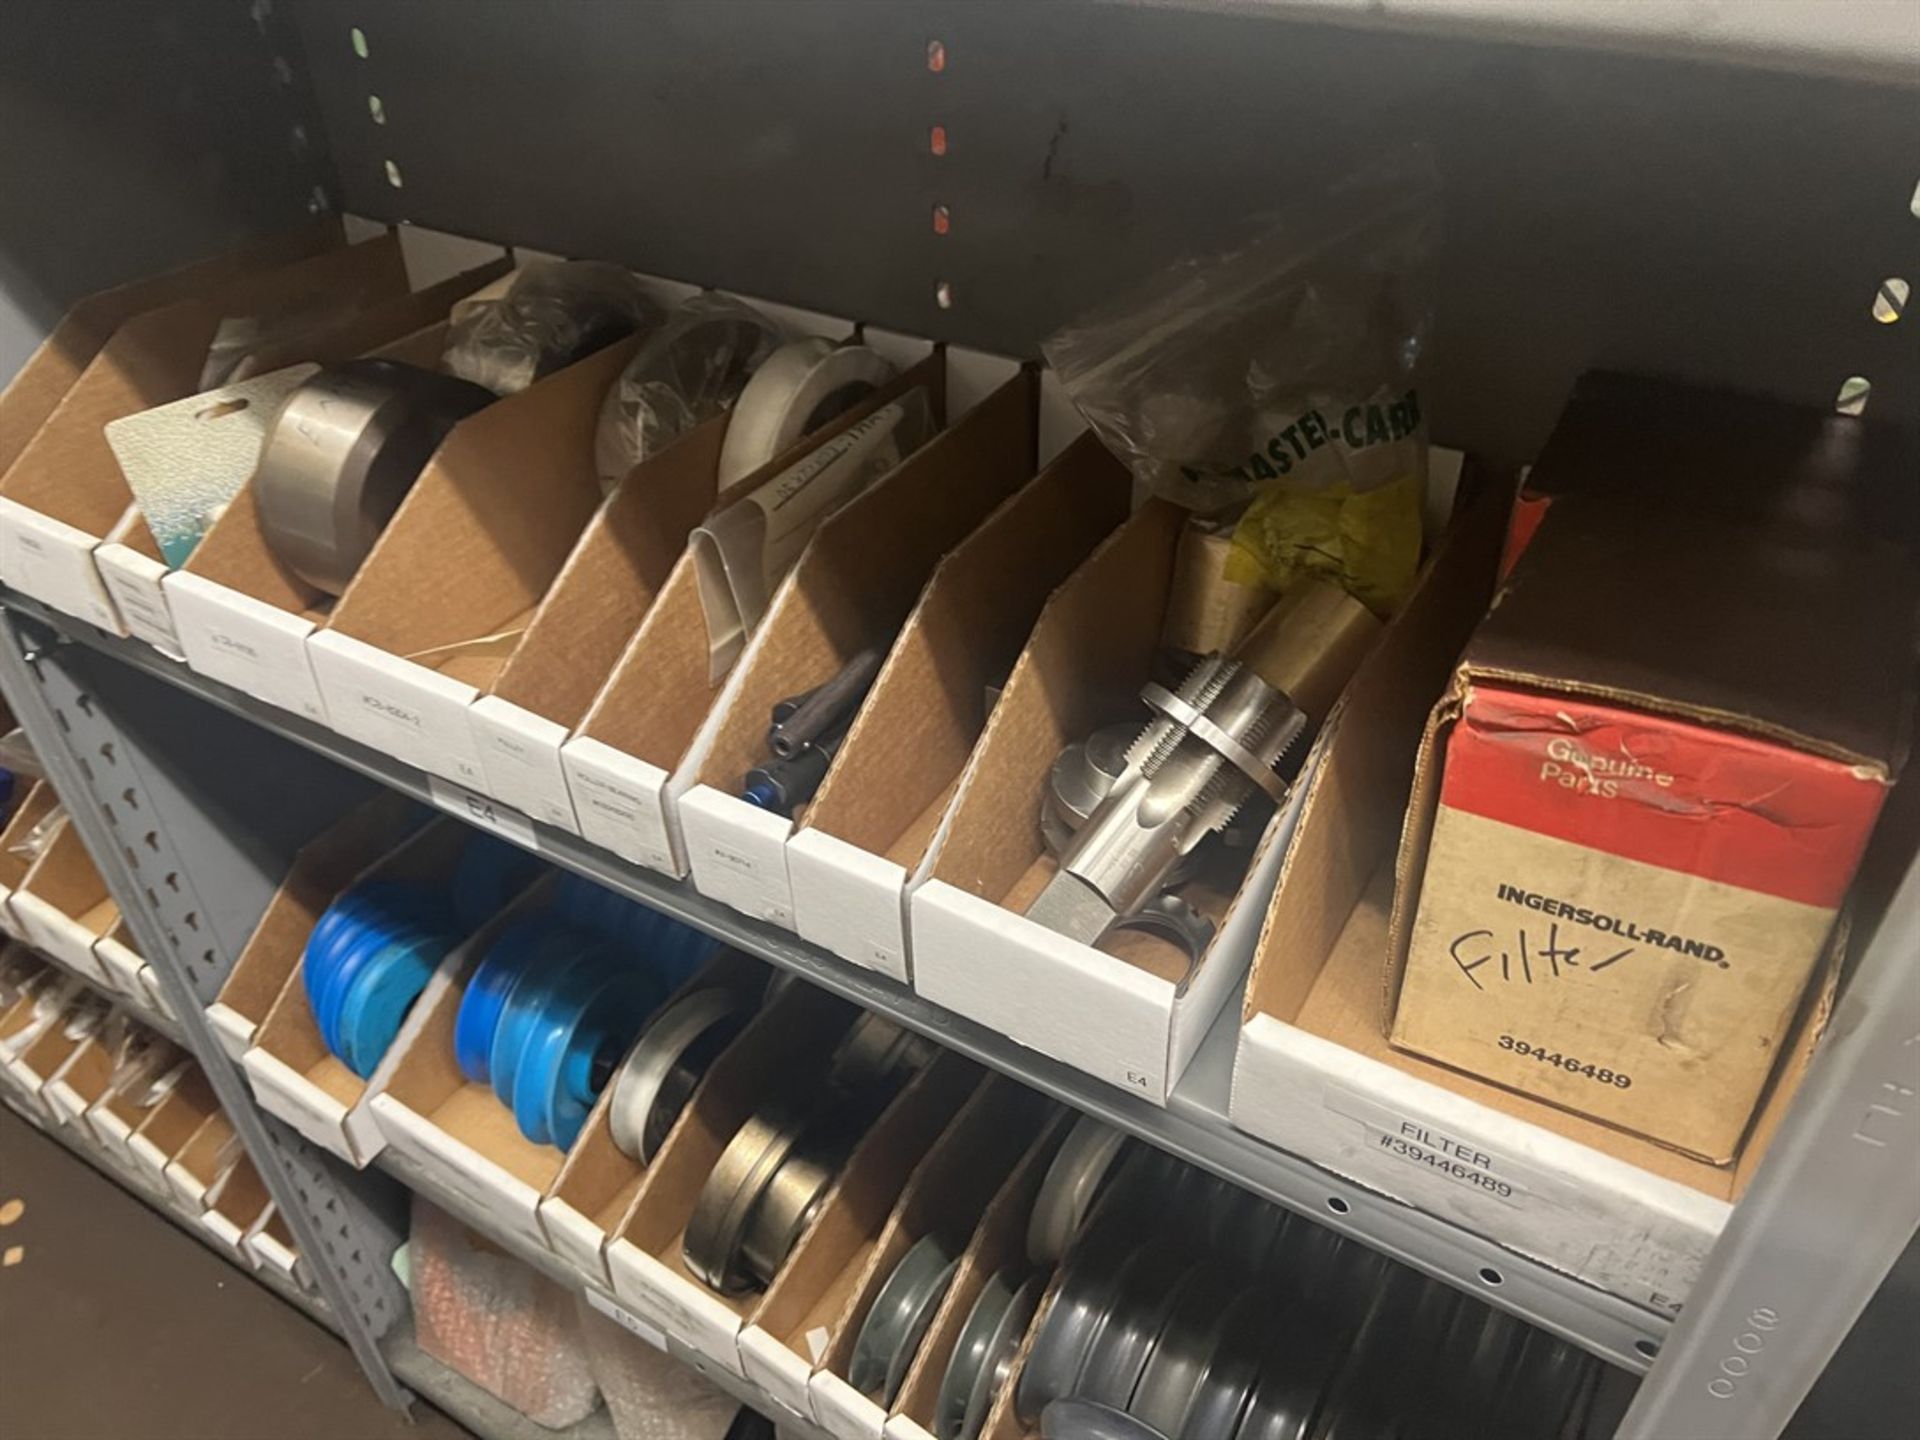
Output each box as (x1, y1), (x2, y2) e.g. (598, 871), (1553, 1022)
(0, 613), (415, 1413)
(1617, 849), (1920, 1438)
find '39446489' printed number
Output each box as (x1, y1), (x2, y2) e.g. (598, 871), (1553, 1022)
(1497, 1035), (1632, 1088)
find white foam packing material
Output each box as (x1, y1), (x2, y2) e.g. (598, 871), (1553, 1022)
(574, 1296), (740, 1440)
(408, 1197), (602, 1429)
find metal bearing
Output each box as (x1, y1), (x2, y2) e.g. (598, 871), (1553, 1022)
(607, 987), (747, 1162)
(850, 1233), (958, 1404)
(685, 1085), (875, 1294)
(683, 1094), (810, 1294)
(737, 1102), (864, 1285)
(255, 359), (495, 595)
(715, 338), (898, 485)
(1027, 1114), (1129, 1265)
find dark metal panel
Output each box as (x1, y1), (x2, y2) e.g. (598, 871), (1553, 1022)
(293, 1), (1917, 462)
(0, 0), (330, 359)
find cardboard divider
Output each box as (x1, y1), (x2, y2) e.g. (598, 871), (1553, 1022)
(910, 500), (1290, 1104)
(791, 433), (1133, 982)
(882, 1116), (1069, 1440)
(737, 1056), (985, 1418)
(0, 781), (60, 940)
(563, 352), (947, 879)
(469, 416), (728, 833)
(809, 1079), (1054, 1440)
(41, 1020), (123, 1128)
(92, 918), (147, 1000)
(308, 338), (648, 786)
(241, 819), (476, 1165)
(1222, 478), (1831, 1311)
(18, 995), (113, 1108)
(679, 372), (1040, 929)
(603, 982), (859, 1367)
(166, 1107), (243, 1211)
(209, 791), (427, 1059)
(128, 1063), (220, 1181)
(0, 220), (342, 478)
(244, 1206), (304, 1283)
(95, 259), (512, 656)
(201, 1154), (273, 1260)
(0, 235), (413, 631)
(7, 817), (119, 986)
(539, 948), (769, 1285)
(91, 1034), (193, 1153)
(163, 321), (454, 721)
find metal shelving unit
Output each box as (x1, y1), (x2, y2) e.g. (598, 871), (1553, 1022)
(2, 4), (1915, 1437)
(0, 588), (1671, 1375)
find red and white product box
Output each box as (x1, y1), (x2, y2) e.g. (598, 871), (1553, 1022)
(1393, 683), (1885, 1160)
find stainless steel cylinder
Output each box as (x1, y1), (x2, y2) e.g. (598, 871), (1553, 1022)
(254, 359), (494, 596)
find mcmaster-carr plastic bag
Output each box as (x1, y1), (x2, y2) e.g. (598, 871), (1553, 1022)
(443, 260), (663, 396)
(592, 293), (785, 491)
(1043, 150), (1438, 615)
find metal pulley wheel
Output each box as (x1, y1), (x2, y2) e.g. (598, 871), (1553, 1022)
(830, 1010), (936, 1092)
(607, 986), (749, 1162)
(1074, 1249), (1195, 1412)
(937, 1269), (1045, 1440)
(1014, 1221), (1149, 1422)
(1027, 1114), (1129, 1265)
(255, 359), (495, 595)
(1125, 1264), (1249, 1437)
(1039, 1400), (1166, 1440)
(849, 1233), (959, 1404)
(715, 338), (897, 485)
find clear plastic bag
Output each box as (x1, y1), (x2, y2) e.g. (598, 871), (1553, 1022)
(9, 800), (64, 865)
(1043, 150), (1438, 614)
(443, 260), (663, 396)
(593, 294), (785, 490)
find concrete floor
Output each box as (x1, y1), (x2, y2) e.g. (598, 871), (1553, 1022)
(0, 1106), (472, 1440)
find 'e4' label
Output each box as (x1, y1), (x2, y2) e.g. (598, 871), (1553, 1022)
(428, 777), (538, 850)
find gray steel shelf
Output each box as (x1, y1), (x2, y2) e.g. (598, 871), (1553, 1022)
(0, 589), (1670, 1375)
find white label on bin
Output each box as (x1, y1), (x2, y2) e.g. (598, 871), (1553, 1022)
(428, 777), (538, 850)
(585, 1286), (668, 1351)
(1323, 1086), (1559, 1208)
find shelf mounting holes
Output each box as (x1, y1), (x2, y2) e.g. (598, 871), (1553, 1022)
(384, 159), (404, 189)
(929, 125), (948, 157)
(935, 280), (954, 310)
(368, 94), (386, 125)
(1872, 278), (1908, 324)
(932, 204), (951, 236)
(1835, 375), (1872, 416)
(1326, 1195), (1351, 1215)
(1478, 1266), (1504, 1287)
(350, 26), (369, 59)
(926, 39), (946, 73)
